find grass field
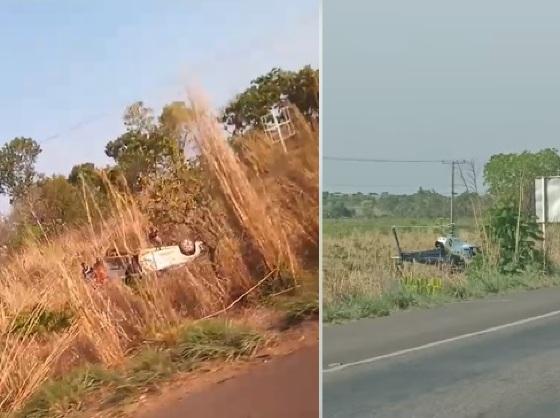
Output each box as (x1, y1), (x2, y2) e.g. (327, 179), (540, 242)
(323, 217), (560, 323)
(323, 217), (475, 237)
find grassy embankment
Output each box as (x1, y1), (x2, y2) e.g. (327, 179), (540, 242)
(323, 217), (560, 323)
(0, 99), (318, 417)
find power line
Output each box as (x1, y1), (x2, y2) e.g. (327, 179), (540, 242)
(324, 156), (452, 163)
(324, 156), (472, 166)
(39, 113), (110, 145)
(326, 183), (452, 189)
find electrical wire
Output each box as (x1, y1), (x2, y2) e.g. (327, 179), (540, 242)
(324, 156), (448, 163)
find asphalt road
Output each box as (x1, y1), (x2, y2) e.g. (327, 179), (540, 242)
(323, 287), (560, 418)
(139, 344), (319, 418)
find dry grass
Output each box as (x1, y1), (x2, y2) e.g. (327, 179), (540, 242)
(323, 225), (476, 303)
(0, 97), (318, 414)
(16, 319), (266, 418)
(324, 219), (560, 322)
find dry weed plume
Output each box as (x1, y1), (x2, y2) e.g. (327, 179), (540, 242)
(185, 90), (299, 275)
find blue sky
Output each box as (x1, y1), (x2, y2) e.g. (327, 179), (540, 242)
(0, 0), (319, 213)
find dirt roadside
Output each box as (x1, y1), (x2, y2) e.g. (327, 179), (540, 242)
(116, 319), (318, 418)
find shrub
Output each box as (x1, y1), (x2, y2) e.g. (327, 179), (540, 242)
(486, 202), (543, 273)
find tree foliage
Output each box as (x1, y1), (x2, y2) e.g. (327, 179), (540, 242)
(480, 149), (557, 274)
(322, 189), (483, 219)
(29, 176), (86, 226)
(483, 149), (560, 209)
(8, 175), (86, 243)
(223, 66), (319, 135)
(0, 137), (41, 203)
(68, 162), (105, 192)
(159, 101), (195, 151)
(323, 199), (355, 218)
(105, 101), (188, 191)
(123, 100), (155, 133)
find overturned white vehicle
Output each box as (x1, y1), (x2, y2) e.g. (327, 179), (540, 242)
(102, 240), (205, 282)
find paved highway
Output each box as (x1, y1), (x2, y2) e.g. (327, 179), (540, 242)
(139, 344), (319, 418)
(323, 287), (560, 418)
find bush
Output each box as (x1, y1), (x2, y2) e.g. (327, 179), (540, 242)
(174, 320), (263, 362)
(486, 202), (543, 273)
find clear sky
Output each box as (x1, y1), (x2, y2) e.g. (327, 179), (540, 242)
(323, 0), (560, 196)
(0, 0), (319, 213)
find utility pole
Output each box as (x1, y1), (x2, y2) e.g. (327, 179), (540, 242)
(442, 159), (468, 236)
(322, 156), (470, 237)
(450, 160), (455, 234)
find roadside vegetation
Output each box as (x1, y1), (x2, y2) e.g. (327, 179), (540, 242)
(324, 149), (560, 322)
(16, 319), (264, 418)
(0, 66), (319, 416)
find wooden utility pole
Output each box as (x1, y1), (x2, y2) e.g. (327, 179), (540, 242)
(450, 160), (455, 232)
(442, 159), (467, 236)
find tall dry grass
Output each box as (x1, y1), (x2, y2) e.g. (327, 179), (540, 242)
(324, 219), (560, 322)
(0, 96), (318, 413)
(323, 227), (477, 307)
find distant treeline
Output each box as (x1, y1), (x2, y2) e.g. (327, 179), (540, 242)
(324, 148), (560, 220)
(323, 189), (491, 219)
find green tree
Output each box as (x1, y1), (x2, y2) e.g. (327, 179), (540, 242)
(103, 100), (205, 227)
(286, 65), (319, 118)
(69, 162), (103, 189)
(123, 101), (155, 133)
(0, 137), (41, 203)
(105, 102), (187, 191)
(68, 162), (111, 214)
(324, 200), (355, 218)
(223, 66), (319, 135)
(9, 176), (86, 243)
(30, 176), (86, 226)
(360, 199), (377, 218)
(484, 149), (560, 209)
(159, 101), (195, 151)
(487, 202), (543, 273)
